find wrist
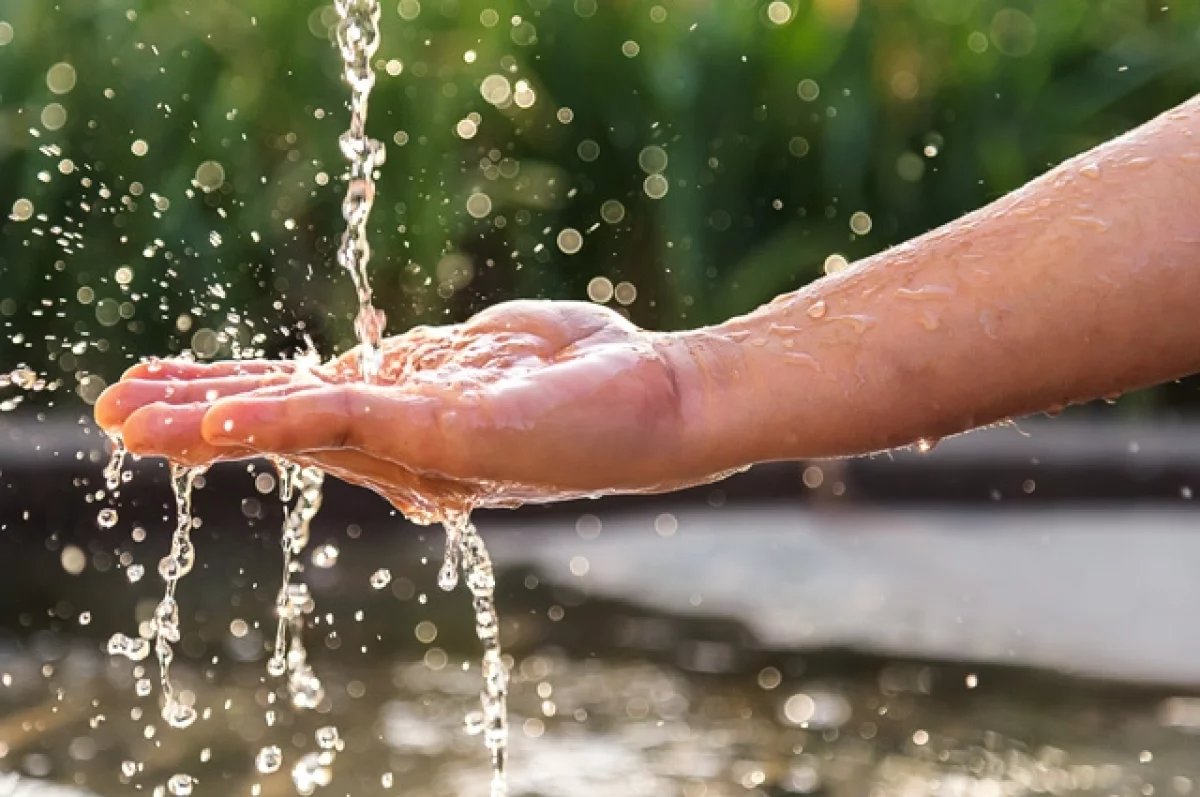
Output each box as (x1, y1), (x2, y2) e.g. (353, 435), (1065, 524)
(655, 306), (837, 473)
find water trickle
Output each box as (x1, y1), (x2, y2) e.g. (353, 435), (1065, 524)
(154, 464), (204, 730)
(103, 433), (126, 492)
(783, 352), (821, 370)
(895, 285), (953, 302)
(334, 0), (387, 381)
(268, 465), (326, 711)
(98, 434), (127, 529)
(1120, 156), (1155, 170)
(438, 521), (462, 592)
(1069, 216), (1111, 233)
(273, 456), (295, 502)
(827, 314), (873, 334)
(332, 4), (510, 787)
(444, 512), (510, 796)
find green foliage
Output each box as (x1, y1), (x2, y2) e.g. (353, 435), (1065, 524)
(0, 0), (1198, 409)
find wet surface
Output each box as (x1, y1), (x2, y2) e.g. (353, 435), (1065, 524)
(3, 484), (1200, 796)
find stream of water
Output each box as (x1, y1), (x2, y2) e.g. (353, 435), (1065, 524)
(103, 2), (511, 793)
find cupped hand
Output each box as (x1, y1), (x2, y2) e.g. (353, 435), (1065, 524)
(95, 301), (730, 520)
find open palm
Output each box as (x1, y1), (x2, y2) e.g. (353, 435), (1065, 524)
(96, 301), (722, 521)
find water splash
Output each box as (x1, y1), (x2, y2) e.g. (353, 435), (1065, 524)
(334, 0), (387, 381)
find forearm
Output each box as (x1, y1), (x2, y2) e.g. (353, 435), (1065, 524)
(671, 94), (1200, 468)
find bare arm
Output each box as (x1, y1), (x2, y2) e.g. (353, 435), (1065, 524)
(668, 93), (1200, 469)
(96, 95), (1200, 512)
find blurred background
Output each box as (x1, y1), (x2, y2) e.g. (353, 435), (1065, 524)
(4, 1), (1200, 796)
(1, 0), (1199, 408)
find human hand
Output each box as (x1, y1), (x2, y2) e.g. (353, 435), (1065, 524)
(95, 301), (736, 521)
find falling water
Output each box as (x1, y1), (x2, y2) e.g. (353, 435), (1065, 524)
(450, 513), (510, 794)
(108, 463), (204, 740)
(330, 1), (511, 792)
(333, 0), (387, 382)
(267, 463), (326, 712)
(154, 465), (204, 730)
(104, 2), (512, 793)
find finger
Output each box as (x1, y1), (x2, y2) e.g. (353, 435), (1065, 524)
(121, 358), (297, 382)
(202, 385), (456, 469)
(201, 385), (367, 452)
(95, 374), (295, 432)
(122, 403), (258, 466)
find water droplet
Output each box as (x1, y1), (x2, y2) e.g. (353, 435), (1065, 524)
(291, 752), (332, 794)
(806, 300), (827, 319)
(464, 710), (486, 735)
(1079, 162), (1102, 179)
(600, 199), (625, 224)
(642, 173), (669, 199)
(369, 568), (392, 589)
(311, 543), (339, 568)
(163, 701), (198, 729)
(127, 564), (145, 583)
(556, 228), (583, 255)
(255, 745), (282, 774)
(315, 726), (341, 750)
(916, 438), (938, 454)
(167, 773), (194, 796)
(766, 0), (792, 24)
(97, 508), (119, 529)
(107, 633), (151, 662)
